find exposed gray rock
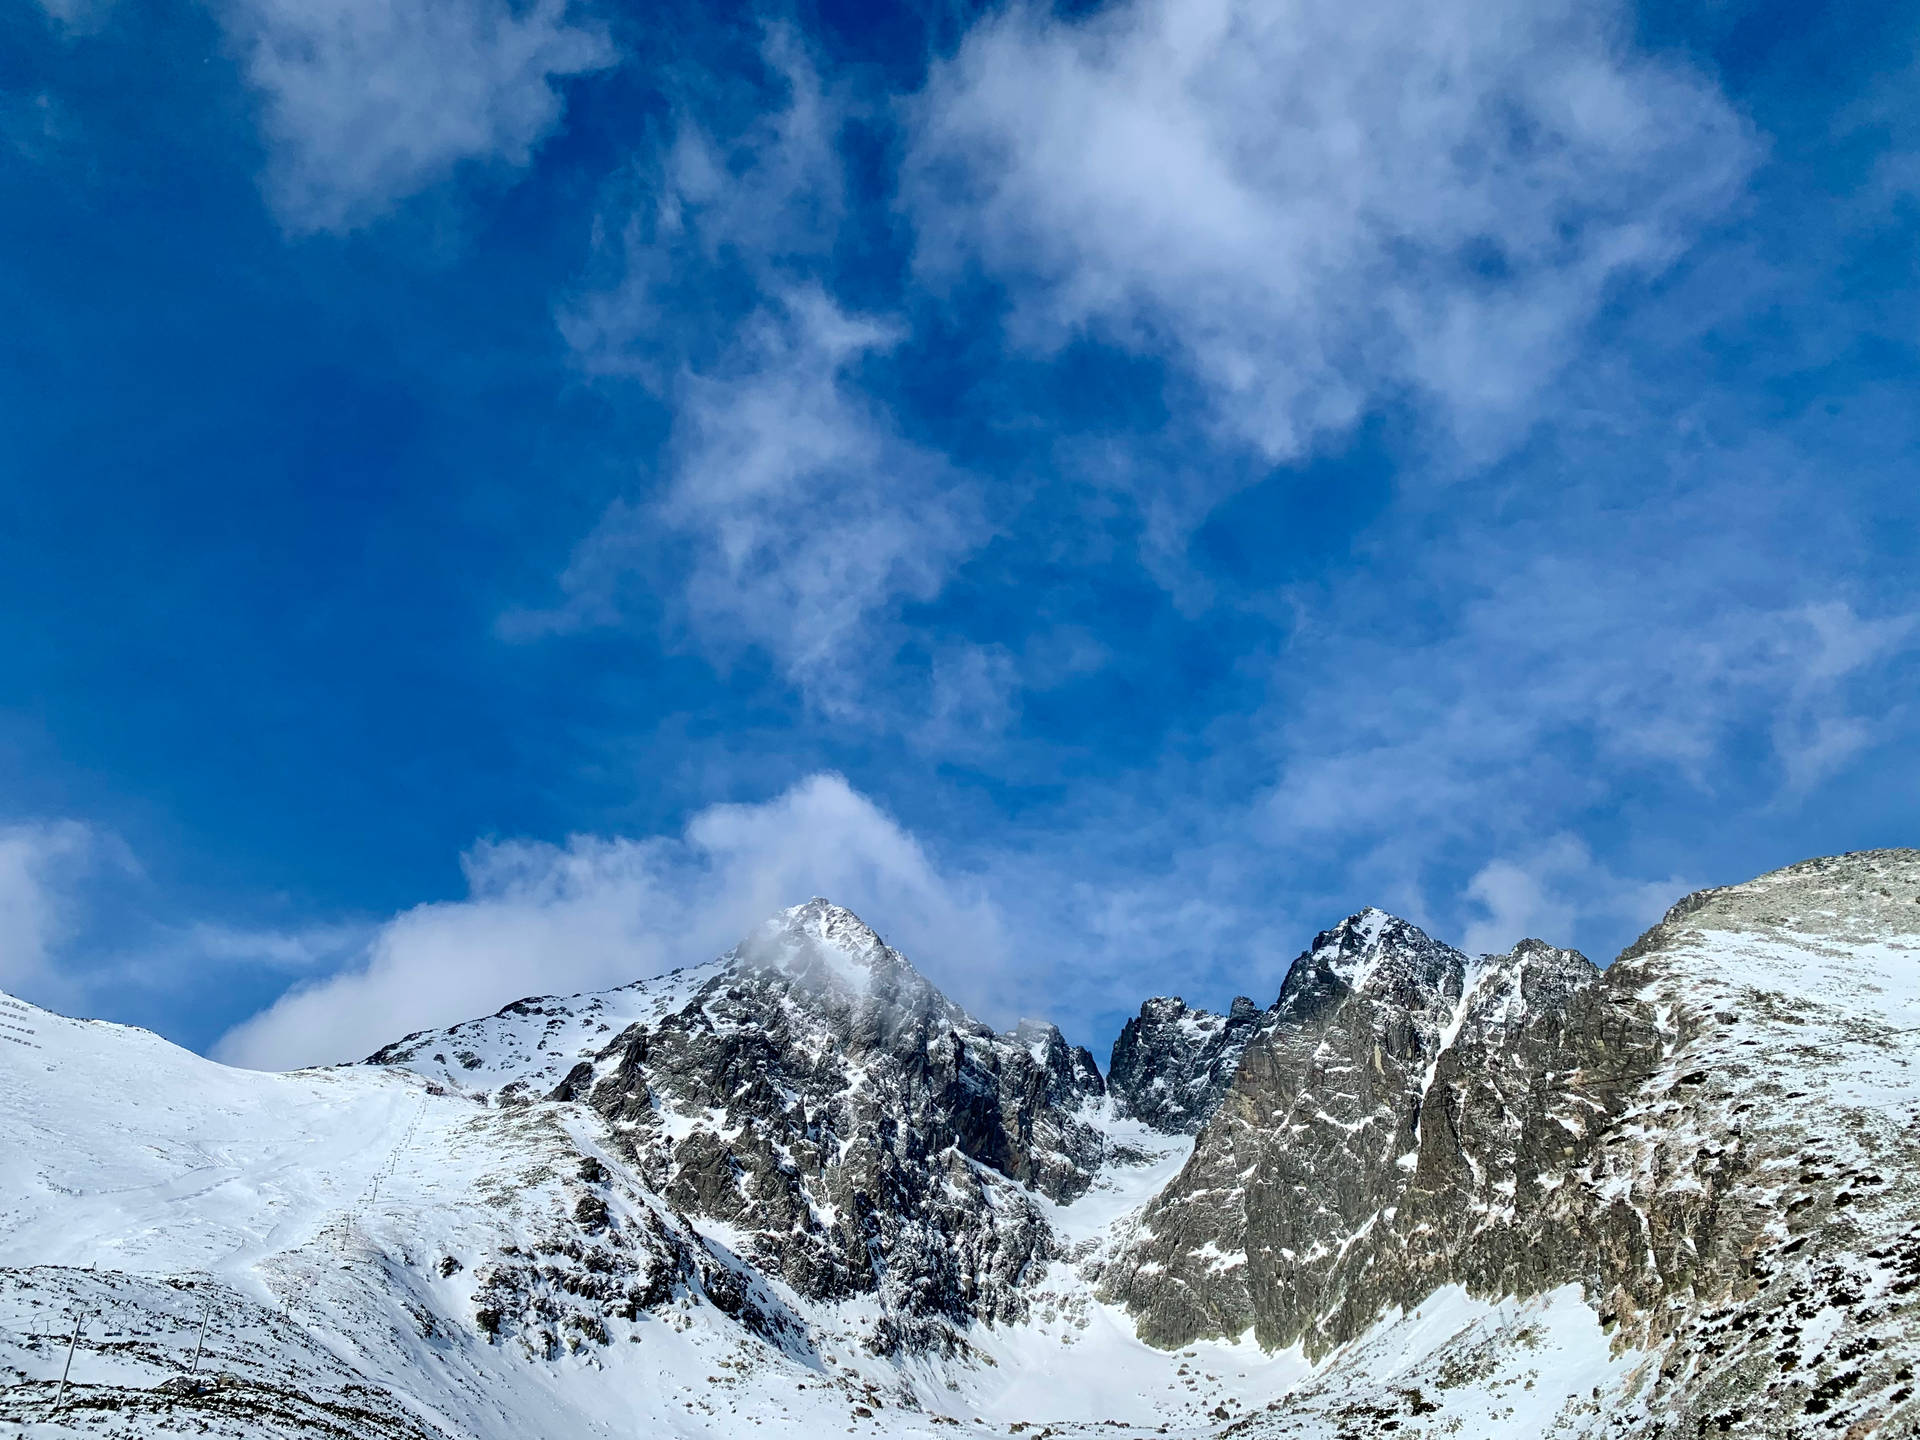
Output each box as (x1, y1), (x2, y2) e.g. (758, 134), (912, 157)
(1113, 852), (1920, 1440)
(1540, 850), (1920, 1439)
(1107, 994), (1264, 1134)
(376, 898), (1109, 1352)
(366, 854), (1920, 1435)
(1101, 908), (1505, 1348)
(1103, 911), (1670, 1357)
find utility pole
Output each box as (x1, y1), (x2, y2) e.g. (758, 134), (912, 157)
(47, 1308), (86, 1419)
(188, 1295), (212, 1377)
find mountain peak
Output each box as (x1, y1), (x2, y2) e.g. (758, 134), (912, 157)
(1312, 908), (1462, 994)
(781, 895), (883, 940)
(732, 897), (902, 993)
(1107, 991), (1269, 1133)
(720, 897), (992, 1043)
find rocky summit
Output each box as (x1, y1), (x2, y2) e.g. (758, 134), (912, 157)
(370, 898), (1110, 1352)
(1100, 912), (1659, 1357)
(1107, 992), (1265, 1134)
(2, 852), (1917, 1439)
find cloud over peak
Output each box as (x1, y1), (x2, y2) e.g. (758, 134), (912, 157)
(214, 774), (1007, 1070)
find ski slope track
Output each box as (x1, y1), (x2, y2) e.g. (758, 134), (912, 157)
(1, 854), (1916, 1438)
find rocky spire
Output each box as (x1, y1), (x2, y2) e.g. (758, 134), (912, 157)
(1107, 994), (1265, 1134)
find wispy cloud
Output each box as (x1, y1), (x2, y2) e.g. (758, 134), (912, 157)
(0, 820), (104, 995)
(1267, 572), (1914, 840)
(0, 817), (366, 1020)
(169, 919), (370, 972)
(223, 0), (613, 234)
(29, 0), (112, 34)
(201, 774), (1335, 1070)
(559, 27), (848, 379)
(524, 287), (984, 712)
(0, 88), (71, 165)
(1243, 502), (1918, 970)
(214, 773), (1009, 1069)
(524, 0), (1759, 732)
(522, 33), (992, 716)
(906, 0), (1754, 480)
(1460, 835), (1692, 958)
(1766, 601), (1918, 793)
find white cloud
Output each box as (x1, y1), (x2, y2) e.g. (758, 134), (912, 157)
(530, 39), (988, 712)
(923, 642), (1020, 751)
(560, 27), (847, 379)
(1269, 574), (1915, 847)
(527, 287), (985, 708)
(1462, 853), (1576, 959)
(0, 818), (367, 1016)
(214, 773), (1008, 1069)
(640, 290), (983, 689)
(1766, 601), (1918, 791)
(224, 0), (613, 234)
(906, 0), (1753, 470)
(1461, 835), (1688, 957)
(0, 820), (156, 1009)
(1253, 506), (1918, 965)
(174, 920), (370, 971)
(0, 821), (98, 993)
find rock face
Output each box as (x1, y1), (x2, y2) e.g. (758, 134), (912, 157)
(1107, 994), (1264, 1133)
(1099, 909), (1579, 1348)
(1388, 935), (1661, 1318)
(374, 899), (1108, 1351)
(7, 852), (1920, 1439)
(1104, 855), (1920, 1440)
(1101, 909), (1674, 1356)
(368, 862), (1920, 1439)
(1539, 852), (1920, 1440)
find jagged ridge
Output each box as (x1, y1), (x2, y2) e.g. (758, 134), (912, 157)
(374, 897), (1109, 1352)
(6, 854), (1918, 1439)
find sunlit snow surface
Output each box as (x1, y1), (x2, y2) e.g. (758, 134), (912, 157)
(6, 859), (1915, 1439)
(0, 985), (1636, 1439)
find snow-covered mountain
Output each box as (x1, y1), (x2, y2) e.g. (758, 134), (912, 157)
(367, 897), (1109, 1352)
(2, 853), (1916, 1438)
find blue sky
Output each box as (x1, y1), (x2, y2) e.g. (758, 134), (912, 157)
(3, 0), (1916, 1068)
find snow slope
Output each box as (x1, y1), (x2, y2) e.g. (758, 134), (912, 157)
(0, 979), (1625, 1439)
(2, 854), (1915, 1439)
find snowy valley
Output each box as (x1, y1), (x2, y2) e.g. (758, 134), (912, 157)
(2, 851), (1917, 1439)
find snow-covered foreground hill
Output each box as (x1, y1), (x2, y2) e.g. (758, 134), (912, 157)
(1, 851), (1915, 1438)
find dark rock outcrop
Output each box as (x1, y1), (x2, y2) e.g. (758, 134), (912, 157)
(1219, 850), (1920, 1439)
(383, 899), (1109, 1351)
(365, 854), (1920, 1438)
(1107, 994), (1264, 1134)
(1102, 910), (1661, 1356)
